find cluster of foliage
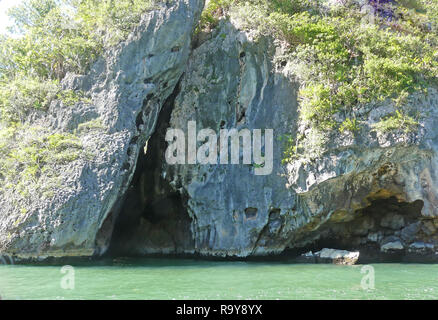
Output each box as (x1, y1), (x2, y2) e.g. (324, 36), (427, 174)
(372, 109), (420, 133)
(202, 0), (438, 161)
(0, 126), (83, 198)
(199, 0), (235, 30)
(0, 0), (154, 124)
(0, 0), (154, 200)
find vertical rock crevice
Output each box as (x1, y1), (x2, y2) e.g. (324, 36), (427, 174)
(107, 78), (195, 257)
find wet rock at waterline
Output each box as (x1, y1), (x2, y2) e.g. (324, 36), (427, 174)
(294, 248), (359, 265)
(294, 251), (317, 264)
(315, 249), (360, 265)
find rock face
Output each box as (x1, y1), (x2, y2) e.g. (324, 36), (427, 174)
(2, 1), (438, 262)
(405, 241), (437, 262)
(112, 18), (438, 261)
(294, 251), (316, 264)
(109, 20), (298, 257)
(0, 0), (205, 261)
(380, 239), (404, 252)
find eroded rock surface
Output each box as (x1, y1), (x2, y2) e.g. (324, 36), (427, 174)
(111, 21), (298, 257)
(2, 3), (438, 263)
(0, 0), (204, 261)
(119, 19), (438, 260)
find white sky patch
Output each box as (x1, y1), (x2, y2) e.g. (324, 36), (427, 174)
(0, 0), (23, 34)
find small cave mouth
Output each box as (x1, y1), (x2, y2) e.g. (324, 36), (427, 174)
(285, 196), (433, 263)
(106, 79), (194, 257)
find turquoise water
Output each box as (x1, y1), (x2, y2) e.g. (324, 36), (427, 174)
(1, 258), (438, 299)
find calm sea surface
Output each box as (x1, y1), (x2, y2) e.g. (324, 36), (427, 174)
(1, 258), (438, 299)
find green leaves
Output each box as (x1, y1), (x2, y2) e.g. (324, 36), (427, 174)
(372, 110), (419, 134)
(77, 0), (154, 47)
(0, 0), (153, 199)
(212, 0), (438, 162)
(198, 0), (236, 31)
(339, 118), (360, 135)
(0, 75), (90, 124)
(3, 4), (102, 80)
(0, 76), (59, 123)
(0, 0), (153, 125)
(1, 0), (153, 81)
(7, 0), (59, 33)
(0, 125), (84, 197)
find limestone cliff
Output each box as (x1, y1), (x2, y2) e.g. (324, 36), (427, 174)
(109, 18), (438, 262)
(0, 0), (205, 261)
(1, 0), (438, 263)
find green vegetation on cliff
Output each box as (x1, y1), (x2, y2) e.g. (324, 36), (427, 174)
(1, 0), (437, 199)
(0, 126), (84, 198)
(0, 0), (154, 124)
(201, 0), (438, 161)
(0, 0), (155, 200)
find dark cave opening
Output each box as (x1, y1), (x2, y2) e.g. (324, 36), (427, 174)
(283, 196), (433, 263)
(100, 82), (435, 263)
(106, 79), (194, 257)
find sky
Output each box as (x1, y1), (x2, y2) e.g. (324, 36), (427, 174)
(0, 0), (23, 34)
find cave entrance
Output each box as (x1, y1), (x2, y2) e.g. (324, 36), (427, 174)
(106, 80), (194, 257)
(288, 196), (426, 263)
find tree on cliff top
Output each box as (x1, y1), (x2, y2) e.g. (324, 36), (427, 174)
(0, 0), (154, 201)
